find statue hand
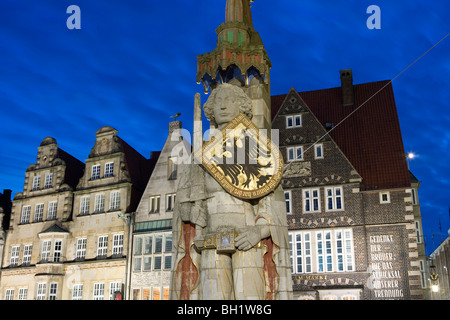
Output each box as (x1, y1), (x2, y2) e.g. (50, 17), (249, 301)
(235, 226), (270, 251)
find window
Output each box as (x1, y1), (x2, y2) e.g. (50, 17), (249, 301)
(34, 203), (44, 222)
(18, 288), (28, 300)
(79, 196), (90, 215)
(76, 238), (87, 260)
(109, 282), (122, 300)
(47, 201), (57, 220)
(104, 162), (114, 178)
(94, 194), (105, 213)
(44, 173), (53, 189)
(150, 196), (160, 213)
(113, 234), (124, 257)
(411, 188), (418, 205)
(72, 284), (83, 300)
(335, 229), (354, 272)
(415, 221), (422, 244)
(97, 236), (108, 258)
(133, 234), (171, 272)
(53, 240), (62, 262)
(325, 187), (344, 211)
(303, 189), (320, 213)
(284, 191), (292, 214)
(287, 146), (303, 161)
(32, 176), (41, 191)
(41, 240), (51, 262)
(10, 246), (20, 267)
(110, 191), (120, 211)
(23, 245), (32, 266)
(166, 193), (176, 211)
(168, 157), (178, 180)
(291, 229), (356, 274)
(286, 114), (302, 128)
(93, 283), (104, 300)
(91, 164), (101, 180)
(5, 289), (14, 300)
(49, 283), (58, 300)
(314, 144), (324, 159)
(289, 232), (312, 274)
(36, 283), (46, 300)
(20, 205), (31, 224)
(379, 192), (390, 204)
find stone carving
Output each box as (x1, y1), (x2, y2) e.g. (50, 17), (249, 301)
(284, 161), (311, 178)
(170, 84), (293, 300)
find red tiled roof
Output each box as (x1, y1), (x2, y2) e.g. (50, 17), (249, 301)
(272, 80), (411, 190)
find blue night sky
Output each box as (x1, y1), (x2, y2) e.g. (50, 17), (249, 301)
(0, 0), (449, 255)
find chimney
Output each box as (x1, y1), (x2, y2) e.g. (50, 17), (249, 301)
(168, 120), (182, 136)
(340, 69), (354, 106)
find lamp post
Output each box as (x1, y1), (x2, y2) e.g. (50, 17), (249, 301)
(406, 152), (416, 170)
(429, 264), (439, 298)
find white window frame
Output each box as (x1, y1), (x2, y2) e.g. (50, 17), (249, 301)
(47, 201), (57, 220)
(53, 240), (62, 262)
(287, 146), (303, 161)
(284, 191), (292, 214)
(379, 191), (390, 204)
(93, 283), (105, 300)
(110, 191), (121, 211)
(72, 284), (83, 300)
(112, 234), (124, 257)
(34, 203), (44, 222)
(10, 246), (20, 266)
(149, 196), (160, 213)
(289, 232), (312, 274)
(18, 288), (28, 300)
(5, 289), (14, 300)
(23, 244), (32, 266)
(91, 164), (101, 180)
(415, 221), (422, 244)
(49, 283), (58, 300)
(36, 283), (46, 300)
(94, 193), (105, 213)
(41, 240), (51, 263)
(335, 229), (355, 272)
(317, 231), (333, 273)
(286, 114), (302, 128)
(76, 238), (87, 260)
(79, 196), (90, 215)
(325, 187), (344, 211)
(166, 193), (176, 211)
(20, 205), (31, 224)
(303, 188), (320, 213)
(32, 176), (41, 191)
(97, 236), (108, 258)
(109, 282), (122, 300)
(44, 173), (53, 189)
(412, 188), (418, 205)
(314, 143), (324, 159)
(104, 162), (114, 178)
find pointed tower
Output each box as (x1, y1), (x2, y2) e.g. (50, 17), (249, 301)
(197, 0), (272, 130)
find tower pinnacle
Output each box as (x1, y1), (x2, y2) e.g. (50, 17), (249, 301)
(225, 0), (254, 27)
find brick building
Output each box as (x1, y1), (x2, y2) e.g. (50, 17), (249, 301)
(271, 70), (423, 299)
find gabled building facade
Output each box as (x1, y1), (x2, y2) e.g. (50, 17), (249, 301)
(272, 70), (424, 300)
(0, 137), (84, 300)
(128, 120), (188, 300)
(0, 128), (155, 300)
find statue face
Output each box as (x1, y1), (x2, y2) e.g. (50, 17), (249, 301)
(213, 88), (241, 127)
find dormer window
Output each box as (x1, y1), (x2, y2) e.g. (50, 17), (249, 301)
(286, 115), (302, 128)
(44, 173), (53, 189)
(32, 176), (41, 191)
(105, 162), (114, 178)
(91, 164), (101, 180)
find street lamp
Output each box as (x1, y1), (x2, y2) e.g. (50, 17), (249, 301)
(429, 264), (439, 293)
(406, 152), (417, 170)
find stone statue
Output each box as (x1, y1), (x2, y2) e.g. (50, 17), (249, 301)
(170, 84), (292, 300)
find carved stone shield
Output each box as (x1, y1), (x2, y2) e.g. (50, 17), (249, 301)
(194, 113), (283, 200)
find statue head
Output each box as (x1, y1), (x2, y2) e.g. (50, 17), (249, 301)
(203, 83), (253, 128)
